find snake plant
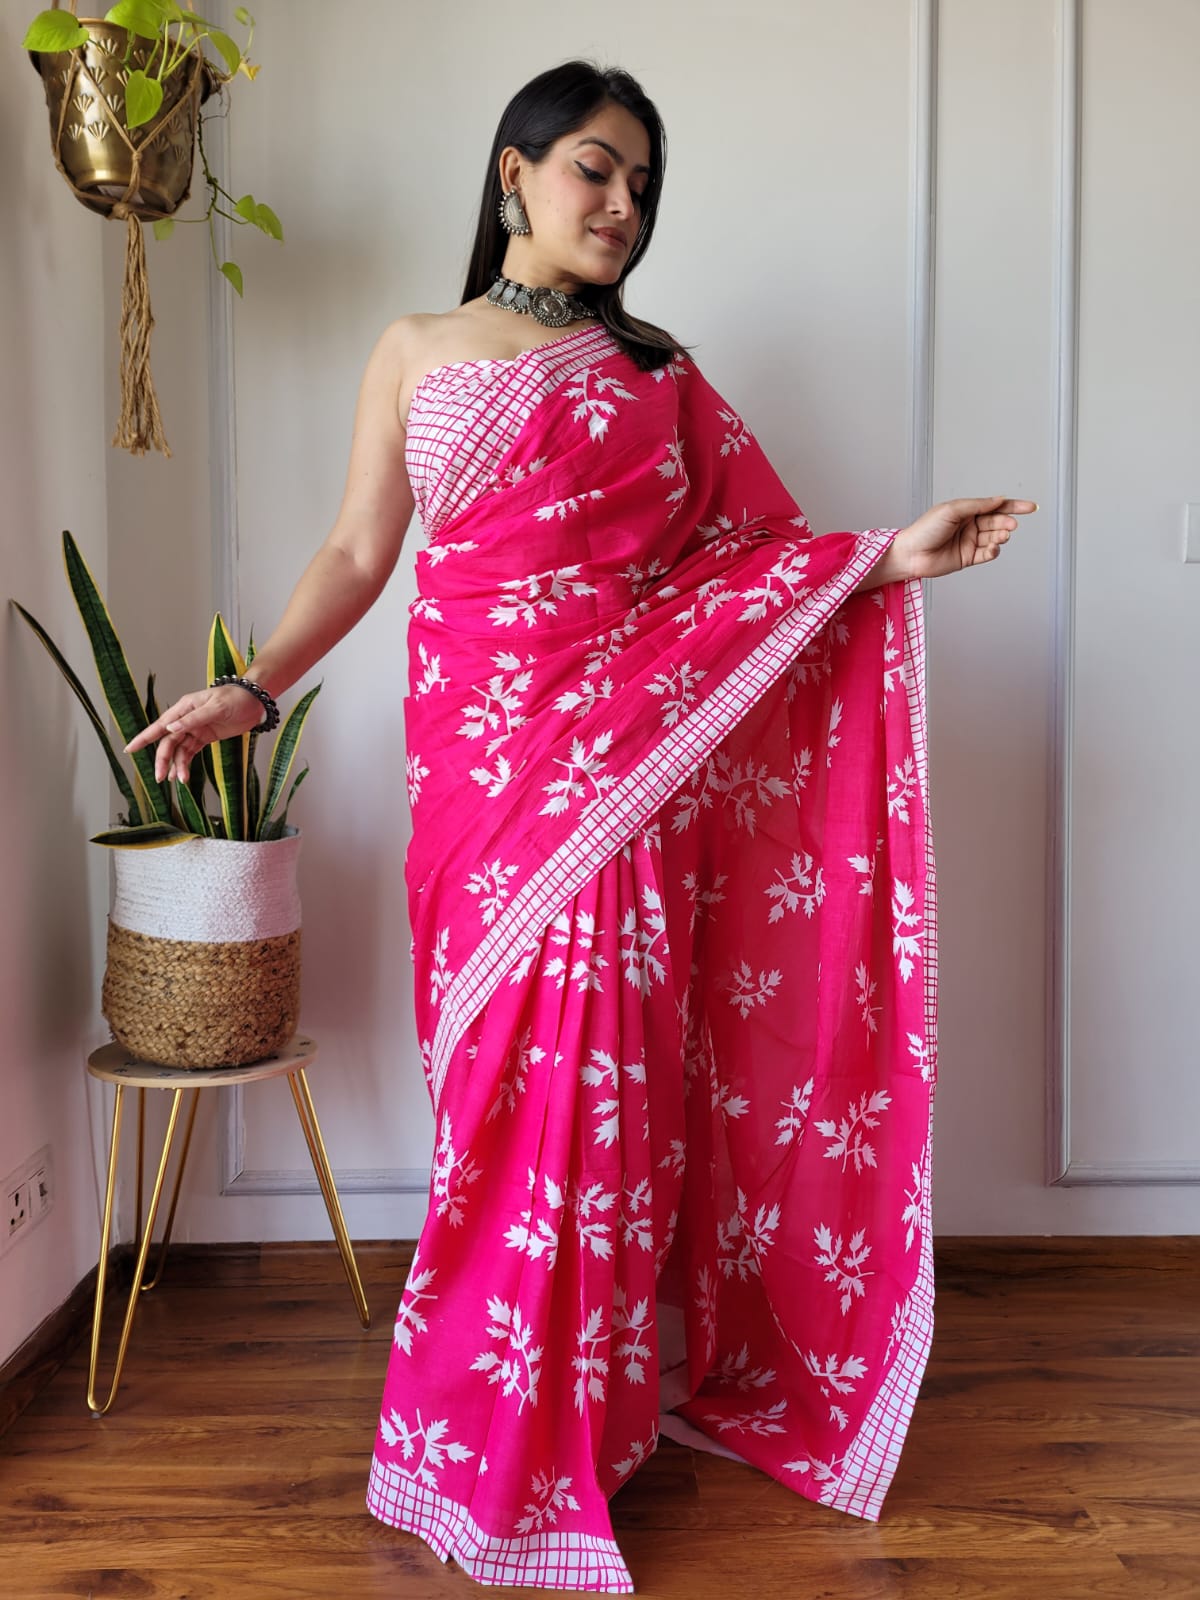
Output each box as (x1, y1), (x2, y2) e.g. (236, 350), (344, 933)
(12, 530), (318, 848)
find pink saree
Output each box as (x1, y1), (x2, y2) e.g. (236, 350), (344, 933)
(367, 322), (938, 1592)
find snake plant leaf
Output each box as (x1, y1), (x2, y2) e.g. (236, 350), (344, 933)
(61, 531), (170, 824)
(145, 671), (160, 725)
(255, 684), (320, 840)
(206, 613), (248, 840)
(90, 822), (193, 849)
(10, 599), (143, 826)
(174, 778), (213, 837)
(187, 748), (207, 812)
(259, 761), (307, 840)
(246, 732), (261, 837)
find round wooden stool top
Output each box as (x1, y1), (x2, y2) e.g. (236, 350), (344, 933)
(86, 1034), (319, 1089)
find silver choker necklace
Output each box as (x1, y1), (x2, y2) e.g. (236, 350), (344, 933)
(486, 274), (596, 329)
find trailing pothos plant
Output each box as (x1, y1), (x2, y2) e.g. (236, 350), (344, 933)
(12, 531), (318, 849)
(23, 1), (281, 296)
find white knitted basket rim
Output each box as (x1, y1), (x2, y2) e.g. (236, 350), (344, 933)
(109, 827), (302, 943)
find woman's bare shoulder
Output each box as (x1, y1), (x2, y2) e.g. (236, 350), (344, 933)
(378, 307), (495, 422)
(381, 306), (490, 367)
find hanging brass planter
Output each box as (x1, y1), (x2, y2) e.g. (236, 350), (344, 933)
(29, 22), (218, 456)
(30, 22), (215, 219)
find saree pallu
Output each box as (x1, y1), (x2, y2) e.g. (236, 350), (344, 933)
(368, 329), (938, 1593)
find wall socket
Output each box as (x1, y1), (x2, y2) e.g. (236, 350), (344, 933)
(1, 1145), (53, 1259)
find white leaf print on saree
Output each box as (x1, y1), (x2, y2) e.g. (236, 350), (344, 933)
(392, 1245), (437, 1356)
(717, 405), (752, 457)
(488, 565), (597, 629)
(646, 660), (707, 727)
(486, 1028), (546, 1122)
(765, 850), (825, 922)
(540, 731), (616, 816)
(424, 538), (479, 566)
(882, 613), (907, 702)
(534, 489), (605, 522)
(405, 753), (430, 807)
(514, 1469), (582, 1533)
(887, 755), (917, 824)
(573, 1306), (610, 1413)
(803, 1350), (869, 1433)
(673, 752), (789, 837)
(553, 672), (614, 720)
(775, 1078), (815, 1147)
(856, 962), (881, 1035)
(816, 1089), (892, 1175)
(713, 1342), (776, 1391)
(697, 507), (765, 560)
(541, 909), (609, 993)
(377, 1408), (474, 1488)
(428, 928), (453, 1008)
(567, 368), (638, 441)
(702, 1397), (789, 1437)
(892, 879), (925, 981)
(738, 549), (811, 623)
(464, 859), (519, 926)
(619, 886), (668, 994)
(726, 962), (783, 1018)
(457, 652), (534, 751)
(469, 752), (516, 798)
(505, 1170), (566, 1266)
(656, 429), (690, 519)
(814, 1224), (874, 1316)
(612, 1284), (653, 1386)
(414, 642), (449, 696)
(470, 1297), (543, 1412)
(431, 1111), (482, 1227)
(717, 1187), (782, 1280)
(612, 1429), (658, 1486)
(580, 1049), (647, 1148)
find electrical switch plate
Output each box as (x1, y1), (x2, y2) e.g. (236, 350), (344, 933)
(1184, 504), (1200, 563)
(0, 1144), (53, 1258)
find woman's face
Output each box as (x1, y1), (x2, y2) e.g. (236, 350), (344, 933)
(498, 101), (653, 293)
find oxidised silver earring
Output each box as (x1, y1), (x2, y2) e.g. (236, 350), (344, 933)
(499, 187), (531, 235)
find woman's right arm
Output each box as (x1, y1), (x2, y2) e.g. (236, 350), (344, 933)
(126, 318), (419, 784)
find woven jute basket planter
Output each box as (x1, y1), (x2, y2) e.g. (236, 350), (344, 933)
(101, 830), (302, 1069)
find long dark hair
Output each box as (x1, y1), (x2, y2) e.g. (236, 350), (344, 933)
(461, 60), (691, 373)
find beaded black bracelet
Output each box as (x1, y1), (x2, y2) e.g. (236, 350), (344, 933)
(210, 674), (281, 733)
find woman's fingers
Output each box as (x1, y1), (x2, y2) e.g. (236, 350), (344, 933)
(124, 695), (202, 754)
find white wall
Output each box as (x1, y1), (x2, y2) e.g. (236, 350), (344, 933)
(177, 0), (1200, 1240)
(0, 3), (119, 1366)
(3, 0), (1197, 1336)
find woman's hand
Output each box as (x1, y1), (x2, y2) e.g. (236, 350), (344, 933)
(124, 684), (266, 785)
(898, 496), (1037, 580)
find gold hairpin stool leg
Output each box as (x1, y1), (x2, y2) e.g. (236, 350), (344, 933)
(288, 1067), (370, 1328)
(139, 1087), (201, 1293)
(88, 1085), (190, 1416)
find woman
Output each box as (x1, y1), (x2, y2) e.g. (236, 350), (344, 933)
(129, 59), (1033, 1596)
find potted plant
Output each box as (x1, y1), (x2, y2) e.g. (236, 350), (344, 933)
(12, 530), (319, 1069)
(23, 2), (283, 453)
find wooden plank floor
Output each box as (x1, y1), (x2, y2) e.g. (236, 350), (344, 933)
(1, 1240), (1197, 1599)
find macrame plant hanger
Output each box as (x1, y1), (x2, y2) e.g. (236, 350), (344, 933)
(43, 0), (208, 456)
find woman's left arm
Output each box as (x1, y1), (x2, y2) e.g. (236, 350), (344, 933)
(851, 496), (1038, 593)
